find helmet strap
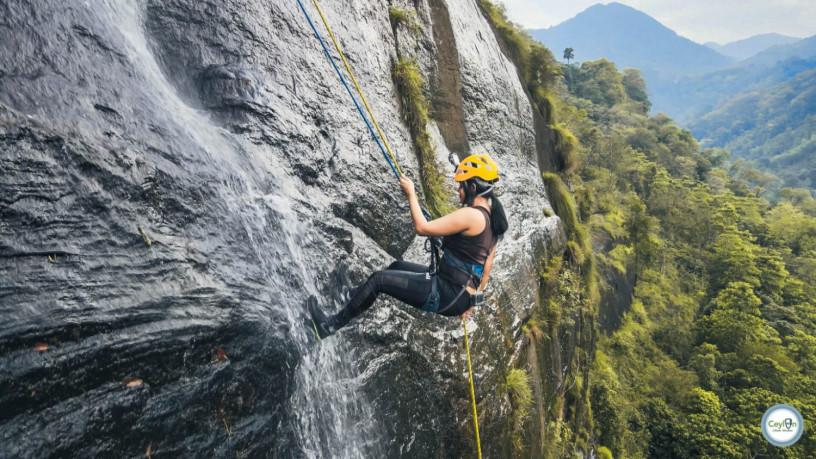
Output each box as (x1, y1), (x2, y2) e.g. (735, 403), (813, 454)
(477, 185), (494, 197)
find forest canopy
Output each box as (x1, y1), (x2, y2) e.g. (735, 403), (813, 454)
(558, 57), (816, 458)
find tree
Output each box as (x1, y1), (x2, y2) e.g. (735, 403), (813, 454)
(787, 330), (816, 377)
(766, 202), (816, 256)
(675, 388), (743, 458)
(563, 47), (574, 65)
(622, 68), (651, 114)
(574, 59), (626, 107)
(590, 355), (626, 456)
(695, 282), (766, 353)
(641, 398), (682, 459)
(695, 148), (730, 180)
(756, 249), (790, 302)
(688, 343), (721, 391)
(626, 199), (661, 273)
(712, 281), (761, 314)
(528, 43), (560, 89)
(710, 230), (761, 291)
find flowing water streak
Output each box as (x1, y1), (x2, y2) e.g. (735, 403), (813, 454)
(97, 0), (381, 454)
(97, 0), (302, 310)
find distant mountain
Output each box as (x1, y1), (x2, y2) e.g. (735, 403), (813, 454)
(704, 33), (802, 60)
(529, 2), (733, 83)
(741, 34), (816, 67)
(688, 68), (816, 190)
(656, 35), (816, 123)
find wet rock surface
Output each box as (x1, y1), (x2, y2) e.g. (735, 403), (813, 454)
(1, 0), (569, 457)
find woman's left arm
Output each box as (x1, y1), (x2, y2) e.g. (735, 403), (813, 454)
(462, 244), (496, 319)
(478, 244), (497, 291)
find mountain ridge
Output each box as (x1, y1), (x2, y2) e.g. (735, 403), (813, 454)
(656, 35), (816, 123)
(704, 33), (802, 60)
(529, 2), (732, 81)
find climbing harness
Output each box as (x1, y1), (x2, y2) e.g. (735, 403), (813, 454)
(420, 235), (443, 312)
(463, 318), (482, 458)
(417, 202), (483, 314)
(295, 0), (401, 177)
(442, 250), (484, 280)
(422, 247), (483, 314)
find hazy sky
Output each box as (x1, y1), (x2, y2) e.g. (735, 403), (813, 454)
(498, 1), (816, 44)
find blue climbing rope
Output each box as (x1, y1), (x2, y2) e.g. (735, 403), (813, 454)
(295, 0), (399, 178)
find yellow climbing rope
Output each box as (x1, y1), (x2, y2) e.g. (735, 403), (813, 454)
(309, 0), (403, 175)
(305, 1), (480, 454)
(463, 317), (483, 458)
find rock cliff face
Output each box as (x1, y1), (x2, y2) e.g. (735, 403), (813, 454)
(0, 0), (586, 456)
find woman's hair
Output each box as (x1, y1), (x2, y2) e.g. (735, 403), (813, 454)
(462, 177), (509, 243)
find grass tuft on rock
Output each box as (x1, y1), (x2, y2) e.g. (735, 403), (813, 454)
(388, 6), (421, 36)
(506, 368), (534, 450)
(552, 122), (579, 174)
(393, 58), (455, 218)
(542, 173), (578, 237)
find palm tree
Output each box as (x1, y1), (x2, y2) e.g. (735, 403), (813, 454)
(563, 47), (574, 65)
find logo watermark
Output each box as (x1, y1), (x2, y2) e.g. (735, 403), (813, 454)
(761, 404), (804, 447)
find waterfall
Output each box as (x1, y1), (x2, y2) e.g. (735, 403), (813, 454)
(106, 1), (383, 455)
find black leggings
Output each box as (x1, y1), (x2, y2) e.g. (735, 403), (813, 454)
(331, 260), (470, 330)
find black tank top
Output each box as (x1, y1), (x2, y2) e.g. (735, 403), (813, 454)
(441, 206), (494, 266)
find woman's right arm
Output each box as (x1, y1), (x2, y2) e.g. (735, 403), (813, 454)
(400, 175), (477, 237)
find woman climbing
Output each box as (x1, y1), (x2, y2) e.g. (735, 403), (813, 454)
(308, 154), (509, 339)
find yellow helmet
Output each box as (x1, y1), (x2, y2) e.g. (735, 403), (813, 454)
(454, 154), (499, 182)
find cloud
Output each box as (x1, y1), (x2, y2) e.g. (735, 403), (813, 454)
(498, 1), (596, 29)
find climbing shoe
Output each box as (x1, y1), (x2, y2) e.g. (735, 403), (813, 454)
(307, 296), (336, 341)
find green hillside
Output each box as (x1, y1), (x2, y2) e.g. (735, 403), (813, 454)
(476, 6), (816, 455)
(558, 59), (816, 457)
(689, 68), (816, 190)
(658, 56), (816, 123)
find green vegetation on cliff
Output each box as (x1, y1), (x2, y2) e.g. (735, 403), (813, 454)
(392, 57), (455, 218)
(478, 3), (595, 457)
(388, 6), (420, 37)
(560, 56), (816, 457)
(477, 0), (577, 173)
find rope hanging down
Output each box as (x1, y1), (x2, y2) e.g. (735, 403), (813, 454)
(295, 0), (401, 177)
(308, 0), (402, 176)
(463, 318), (483, 458)
(297, 1), (481, 454)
